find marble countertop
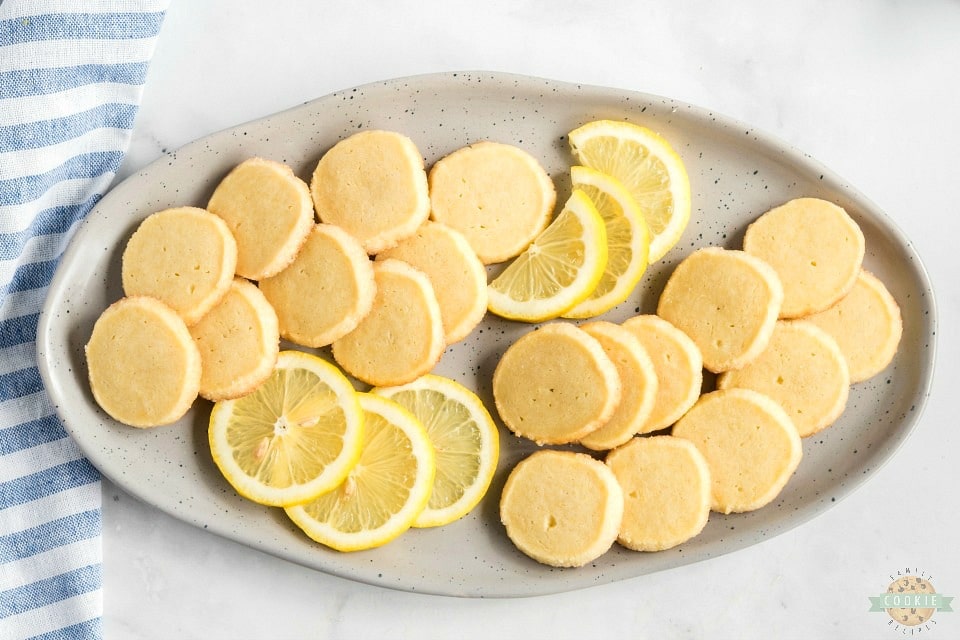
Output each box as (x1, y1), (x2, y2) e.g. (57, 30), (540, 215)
(104, 1), (959, 638)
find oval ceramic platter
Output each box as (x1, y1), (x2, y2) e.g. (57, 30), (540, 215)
(38, 71), (936, 598)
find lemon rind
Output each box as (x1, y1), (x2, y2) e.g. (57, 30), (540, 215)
(568, 120), (691, 263)
(562, 166), (650, 319)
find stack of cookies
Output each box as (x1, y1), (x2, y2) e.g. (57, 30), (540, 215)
(88, 155), (328, 426)
(86, 131), (559, 429)
(494, 197), (903, 567)
(494, 316), (713, 566)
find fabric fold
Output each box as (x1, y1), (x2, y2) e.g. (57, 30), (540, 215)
(0, 2), (168, 638)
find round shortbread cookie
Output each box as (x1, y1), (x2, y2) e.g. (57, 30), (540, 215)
(189, 278), (280, 401)
(743, 197), (865, 318)
(259, 224), (375, 348)
(85, 296), (201, 428)
(717, 320), (850, 437)
(207, 157), (314, 280)
(620, 315), (703, 432)
(578, 321), (658, 451)
(500, 450), (624, 567)
(672, 388), (802, 514)
(331, 259), (444, 387)
(428, 141), (556, 264)
(657, 247), (784, 373)
(376, 221), (487, 344)
(311, 130), (430, 254)
(121, 206), (237, 326)
(492, 322), (621, 445)
(804, 270), (902, 383)
(605, 436), (711, 551)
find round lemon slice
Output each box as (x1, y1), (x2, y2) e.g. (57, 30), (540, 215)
(285, 393), (435, 552)
(373, 374), (499, 528)
(568, 120), (691, 263)
(208, 351), (363, 507)
(487, 189), (607, 322)
(563, 166), (650, 319)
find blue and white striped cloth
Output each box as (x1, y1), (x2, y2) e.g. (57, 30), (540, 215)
(1, 2), (167, 638)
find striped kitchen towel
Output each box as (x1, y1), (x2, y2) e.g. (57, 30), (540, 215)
(0, 2), (167, 638)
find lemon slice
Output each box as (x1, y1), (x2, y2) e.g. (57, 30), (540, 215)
(208, 350), (363, 507)
(285, 393), (435, 551)
(562, 166), (650, 318)
(568, 120), (691, 263)
(373, 374), (499, 528)
(487, 189), (607, 322)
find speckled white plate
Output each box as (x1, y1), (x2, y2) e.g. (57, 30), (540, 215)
(38, 71), (936, 597)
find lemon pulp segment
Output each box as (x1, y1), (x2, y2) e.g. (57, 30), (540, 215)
(375, 375), (499, 527)
(569, 120), (690, 262)
(209, 351), (363, 507)
(285, 393), (435, 551)
(487, 189), (608, 322)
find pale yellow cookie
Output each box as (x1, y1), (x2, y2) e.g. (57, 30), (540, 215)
(605, 436), (711, 551)
(672, 388), (802, 514)
(331, 259), (444, 387)
(121, 206), (237, 326)
(500, 450), (623, 568)
(207, 157), (314, 280)
(743, 197), (865, 318)
(804, 270), (902, 383)
(189, 278), (279, 401)
(376, 221), (487, 344)
(492, 322), (621, 445)
(657, 247), (783, 373)
(717, 320), (850, 437)
(311, 130), (430, 254)
(428, 141), (556, 264)
(85, 296), (201, 428)
(259, 223), (375, 348)
(620, 315), (703, 432)
(578, 321), (658, 451)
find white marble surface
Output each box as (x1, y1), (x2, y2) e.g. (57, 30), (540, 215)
(103, 1), (959, 638)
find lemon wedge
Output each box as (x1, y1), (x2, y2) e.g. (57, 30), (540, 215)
(562, 166), (650, 318)
(373, 374), (499, 528)
(487, 189), (607, 322)
(208, 350), (363, 507)
(568, 120), (690, 263)
(285, 393), (435, 551)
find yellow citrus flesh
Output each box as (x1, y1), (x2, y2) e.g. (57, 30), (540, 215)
(487, 189), (608, 322)
(563, 165), (650, 318)
(568, 120), (690, 263)
(373, 374), (499, 528)
(285, 393), (435, 551)
(208, 350), (363, 507)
